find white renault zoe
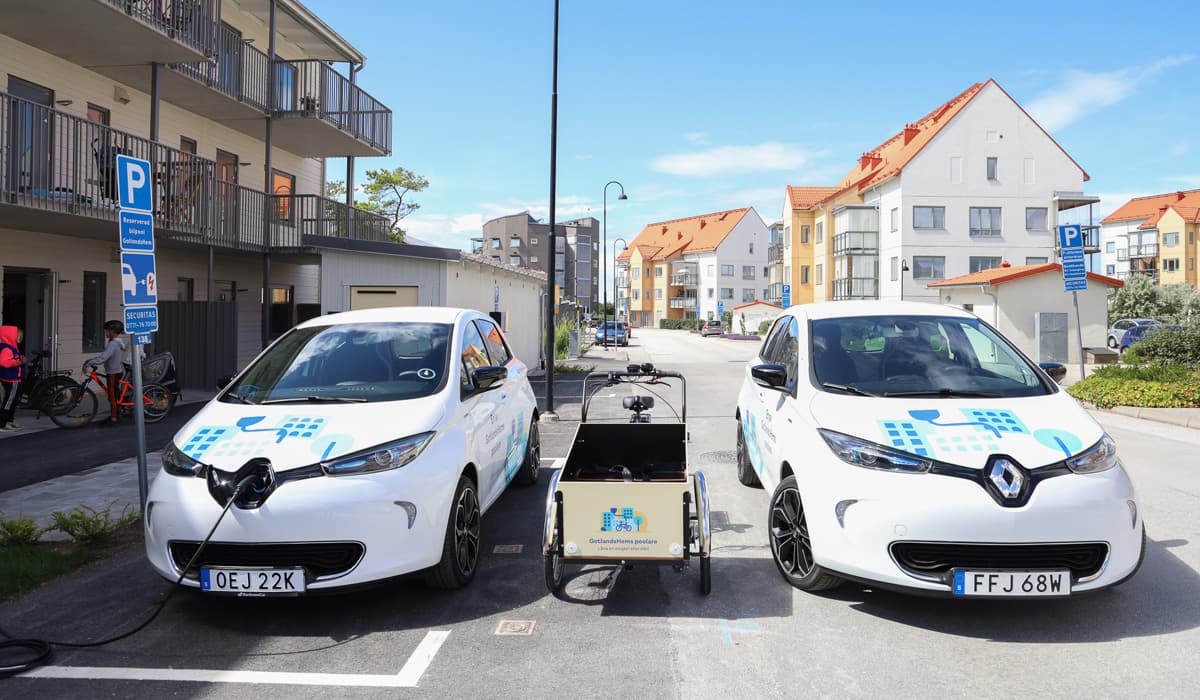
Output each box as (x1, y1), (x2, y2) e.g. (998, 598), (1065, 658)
(145, 307), (540, 594)
(736, 301), (1143, 598)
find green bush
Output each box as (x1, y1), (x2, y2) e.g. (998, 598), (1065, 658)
(1124, 326), (1200, 367)
(659, 319), (705, 330)
(48, 501), (139, 545)
(0, 514), (43, 547)
(757, 320), (772, 335)
(1067, 370), (1200, 409)
(554, 321), (575, 360)
(1089, 364), (1194, 382)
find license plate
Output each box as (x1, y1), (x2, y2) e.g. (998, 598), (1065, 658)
(200, 567), (305, 595)
(952, 570), (1070, 597)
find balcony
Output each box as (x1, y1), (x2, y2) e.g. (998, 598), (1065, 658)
(3, 0), (216, 69)
(163, 23), (272, 122)
(768, 242), (784, 264)
(832, 277), (878, 300)
(669, 296), (698, 309)
(1116, 248), (1128, 261)
(670, 273), (699, 287)
(766, 282), (784, 305)
(833, 231), (878, 256)
(0, 92), (386, 253)
(1128, 243), (1158, 259)
(272, 60), (392, 156)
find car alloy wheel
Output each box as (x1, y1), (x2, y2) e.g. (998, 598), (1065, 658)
(515, 420), (541, 486)
(1107, 336), (1117, 349)
(454, 484), (481, 577)
(767, 476), (842, 592)
(736, 420), (761, 487)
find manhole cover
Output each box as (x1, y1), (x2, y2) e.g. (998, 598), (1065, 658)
(698, 450), (736, 465)
(495, 620), (536, 635)
(493, 544), (524, 554)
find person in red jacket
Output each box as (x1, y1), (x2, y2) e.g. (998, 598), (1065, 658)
(0, 325), (28, 432)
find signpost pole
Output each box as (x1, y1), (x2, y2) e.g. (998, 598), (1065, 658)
(1058, 224), (1088, 382)
(133, 349), (148, 510)
(1072, 290), (1085, 382)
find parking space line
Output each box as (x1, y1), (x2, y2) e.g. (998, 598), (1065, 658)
(22, 630), (452, 688)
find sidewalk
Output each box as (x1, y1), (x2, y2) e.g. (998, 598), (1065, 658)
(1091, 405), (1200, 430)
(0, 389), (215, 440)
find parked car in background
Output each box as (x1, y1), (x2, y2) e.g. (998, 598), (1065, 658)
(1119, 323), (1183, 353)
(618, 321), (631, 339)
(1107, 318), (1160, 349)
(700, 319), (724, 337)
(595, 321), (629, 346)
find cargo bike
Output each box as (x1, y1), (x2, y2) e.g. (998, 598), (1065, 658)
(542, 363), (712, 595)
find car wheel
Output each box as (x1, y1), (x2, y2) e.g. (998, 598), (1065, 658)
(513, 419), (541, 487)
(1107, 336), (1117, 349)
(768, 476), (842, 592)
(735, 420), (761, 487)
(425, 475), (482, 590)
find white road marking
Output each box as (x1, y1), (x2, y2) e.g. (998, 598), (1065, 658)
(21, 630), (452, 688)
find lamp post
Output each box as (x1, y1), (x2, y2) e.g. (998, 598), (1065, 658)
(900, 258), (910, 301)
(544, 0), (560, 416)
(613, 237), (629, 332)
(602, 181), (627, 349)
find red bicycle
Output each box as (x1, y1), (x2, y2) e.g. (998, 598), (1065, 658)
(49, 368), (175, 428)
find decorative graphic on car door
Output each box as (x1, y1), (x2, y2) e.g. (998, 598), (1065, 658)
(503, 410), (529, 485)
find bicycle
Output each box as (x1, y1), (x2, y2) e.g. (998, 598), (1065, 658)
(15, 351), (79, 417)
(50, 368), (175, 429)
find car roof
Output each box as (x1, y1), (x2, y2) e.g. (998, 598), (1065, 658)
(781, 300), (976, 322)
(296, 306), (475, 329)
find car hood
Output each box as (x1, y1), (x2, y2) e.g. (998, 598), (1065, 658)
(171, 396), (447, 472)
(807, 390), (1103, 470)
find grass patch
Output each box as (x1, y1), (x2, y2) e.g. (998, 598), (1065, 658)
(0, 521), (143, 602)
(1067, 364), (1200, 409)
(554, 362), (595, 374)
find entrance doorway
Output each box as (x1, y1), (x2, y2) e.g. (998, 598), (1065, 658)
(1, 267), (57, 366)
(5, 76), (55, 196)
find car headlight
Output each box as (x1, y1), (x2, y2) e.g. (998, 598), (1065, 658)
(818, 429), (932, 473)
(1066, 435), (1120, 474)
(320, 432), (435, 476)
(162, 441), (204, 477)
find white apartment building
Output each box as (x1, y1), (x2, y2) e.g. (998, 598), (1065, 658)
(1100, 189), (1200, 285)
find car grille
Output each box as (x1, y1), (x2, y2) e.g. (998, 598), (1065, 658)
(169, 541), (365, 580)
(890, 542), (1108, 581)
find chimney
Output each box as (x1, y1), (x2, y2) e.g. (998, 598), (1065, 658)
(1178, 191), (1186, 202)
(700, 219), (707, 229)
(662, 225), (668, 234)
(1000, 260), (1011, 268)
(903, 123), (919, 145)
(870, 152), (883, 168)
(859, 152), (871, 170)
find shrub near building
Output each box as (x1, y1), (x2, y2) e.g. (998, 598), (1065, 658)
(1068, 326), (1200, 408)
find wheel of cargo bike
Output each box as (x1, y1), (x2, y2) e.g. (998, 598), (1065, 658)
(700, 556), (711, 595)
(514, 419), (541, 487)
(736, 420), (761, 487)
(544, 529), (563, 592)
(49, 384), (98, 429)
(142, 384), (175, 424)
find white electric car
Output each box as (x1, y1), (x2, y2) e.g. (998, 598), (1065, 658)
(145, 307), (540, 594)
(736, 301), (1143, 598)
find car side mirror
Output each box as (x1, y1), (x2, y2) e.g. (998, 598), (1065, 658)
(471, 365), (508, 391)
(1039, 362), (1067, 384)
(751, 363), (788, 390)
(217, 374), (235, 390)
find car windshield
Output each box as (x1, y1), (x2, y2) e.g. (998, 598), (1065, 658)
(811, 315), (1050, 398)
(222, 322), (452, 404)
(601, 322), (621, 330)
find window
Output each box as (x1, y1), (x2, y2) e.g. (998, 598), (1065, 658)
(476, 319), (512, 365)
(1025, 256), (1049, 265)
(763, 266), (768, 277)
(530, 255), (539, 263)
(890, 256), (899, 282)
(749, 241), (755, 255)
(1106, 265), (1116, 275)
(632, 267), (639, 280)
(655, 289), (663, 300)
(530, 237), (538, 245)
(969, 256), (1002, 273)
(272, 169), (295, 222)
(720, 265), (734, 276)
(816, 222), (823, 243)
(593, 242), (598, 252)
(82, 271), (106, 352)
(720, 288), (734, 300)
(1164, 233), (1179, 247)
(912, 256), (945, 280)
(1106, 241), (1116, 253)
(509, 238), (521, 248)
(86, 104), (110, 126)
(656, 266), (664, 278)
(180, 136), (197, 155)
(707, 265), (715, 276)
(631, 289), (639, 301)
(969, 207), (1002, 236)
(490, 238), (502, 249)
(1189, 258), (1195, 271)
(460, 322), (490, 390)
(215, 280), (236, 303)
(509, 255), (521, 266)
(801, 225), (810, 244)
(815, 264), (823, 285)
(177, 277), (195, 302)
(742, 265), (755, 280)
(1026, 207), (1047, 231)
(1164, 258), (1180, 273)
(707, 288), (714, 299)
(742, 288), (755, 302)
(801, 266), (810, 285)
(890, 208), (898, 232)
(1190, 231), (1195, 244)
(986, 157), (998, 181)
(913, 206), (945, 229)
(784, 226), (791, 247)
(491, 256), (501, 264)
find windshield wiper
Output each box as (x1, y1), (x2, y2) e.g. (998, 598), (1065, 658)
(885, 389), (1004, 398)
(821, 383), (880, 397)
(223, 392), (259, 405)
(260, 395), (369, 404)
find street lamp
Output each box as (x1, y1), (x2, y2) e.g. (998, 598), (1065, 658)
(900, 258), (910, 301)
(613, 236), (629, 333)
(603, 180), (627, 349)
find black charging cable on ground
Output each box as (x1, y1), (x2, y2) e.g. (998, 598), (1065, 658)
(0, 476), (256, 679)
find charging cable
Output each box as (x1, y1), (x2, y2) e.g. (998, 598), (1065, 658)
(0, 475), (256, 678)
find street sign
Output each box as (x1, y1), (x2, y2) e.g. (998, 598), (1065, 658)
(133, 332), (152, 346)
(124, 305), (159, 334)
(116, 154), (153, 212)
(494, 283), (500, 312)
(120, 251), (158, 306)
(119, 210), (155, 252)
(1058, 225), (1087, 293)
(717, 301), (724, 315)
(782, 284), (791, 307)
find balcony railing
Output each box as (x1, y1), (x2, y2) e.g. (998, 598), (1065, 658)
(1116, 248), (1128, 261)
(275, 60), (392, 154)
(670, 273), (698, 286)
(833, 231), (878, 256)
(768, 242), (784, 264)
(271, 194), (393, 248)
(669, 296), (698, 309)
(1115, 270), (1159, 283)
(1128, 243), (1158, 258)
(766, 282), (784, 304)
(833, 277), (878, 300)
(104, 0), (218, 56)
(170, 22), (270, 112)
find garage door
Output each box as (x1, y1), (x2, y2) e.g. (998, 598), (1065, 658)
(349, 286), (419, 310)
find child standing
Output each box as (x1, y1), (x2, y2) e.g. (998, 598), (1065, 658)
(0, 325), (27, 432)
(84, 320), (128, 426)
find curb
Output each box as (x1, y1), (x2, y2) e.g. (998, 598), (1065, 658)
(1081, 402), (1200, 430)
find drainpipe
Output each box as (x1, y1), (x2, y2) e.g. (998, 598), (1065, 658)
(262, 0), (277, 349)
(346, 61), (362, 237)
(980, 284), (999, 327)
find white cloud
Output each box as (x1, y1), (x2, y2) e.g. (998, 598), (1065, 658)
(1026, 55), (1194, 132)
(1091, 191), (1146, 222)
(1162, 175), (1200, 189)
(1168, 140), (1191, 158)
(684, 131), (710, 146)
(650, 142), (818, 177)
(400, 195), (603, 251)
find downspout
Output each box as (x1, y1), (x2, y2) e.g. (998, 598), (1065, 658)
(262, 0), (277, 348)
(980, 284), (999, 327)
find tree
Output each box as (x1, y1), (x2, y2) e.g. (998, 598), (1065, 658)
(1107, 274), (1159, 325)
(325, 166), (428, 243)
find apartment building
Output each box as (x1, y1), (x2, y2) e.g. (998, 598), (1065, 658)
(779, 79), (1095, 304)
(617, 208), (768, 327)
(764, 220), (785, 305)
(1, 0), (393, 387)
(1100, 189), (1200, 287)
(472, 213), (599, 313)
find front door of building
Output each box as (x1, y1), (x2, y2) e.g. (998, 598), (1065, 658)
(216, 149), (240, 244)
(1, 267), (57, 367)
(5, 77), (54, 196)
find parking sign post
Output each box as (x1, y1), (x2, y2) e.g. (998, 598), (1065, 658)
(1058, 225), (1087, 381)
(117, 155), (156, 512)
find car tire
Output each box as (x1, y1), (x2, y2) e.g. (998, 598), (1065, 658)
(513, 419), (541, 487)
(735, 420), (761, 487)
(424, 475), (482, 590)
(1107, 336), (1117, 349)
(768, 476), (842, 592)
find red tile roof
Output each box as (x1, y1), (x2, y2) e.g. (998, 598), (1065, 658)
(733, 301), (783, 310)
(928, 262), (1123, 288)
(1101, 189), (1200, 225)
(617, 208), (751, 261)
(787, 186), (839, 210)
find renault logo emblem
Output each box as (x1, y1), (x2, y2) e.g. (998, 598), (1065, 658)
(989, 459), (1024, 499)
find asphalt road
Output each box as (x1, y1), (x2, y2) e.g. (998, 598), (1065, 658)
(3, 329), (1198, 697)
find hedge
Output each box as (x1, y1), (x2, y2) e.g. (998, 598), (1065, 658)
(1123, 326), (1200, 367)
(659, 319), (705, 330)
(1067, 367), (1200, 409)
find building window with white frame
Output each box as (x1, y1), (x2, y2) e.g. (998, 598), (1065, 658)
(815, 264), (823, 285)
(1025, 207), (1048, 231)
(491, 238), (502, 249)
(815, 222), (823, 243)
(1106, 264), (1116, 275)
(720, 288), (734, 300)
(969, 256), (1002, 273)
(801, 265), (810, 284)
(655, 288), (663, 300)
(633, 289), (639, 300)
(969, 207), (1002, 236)
(801, 225), (810, 244)
(530, 255), (539, 263)
(890, 256), (898, 281)
(1025, 256), (1048, 265)
(509, 237), (521, 248)
(632, 267), (639, 280)
(1106, 241), (1115, 253)
(1164, 258), (1180, 272)
(987, 157), (998, 181)
(742, 265), (755, 280)
(530, 237), (538, 245)
(1164, 232), (1180, 247)
(913, 206), (945, 229)
(890, 208), (898, 232)
(912, 256), (945, 280)
(656, 266), (664, 278)
(720, 264), (734, 276)
(742, 288), (755, 302)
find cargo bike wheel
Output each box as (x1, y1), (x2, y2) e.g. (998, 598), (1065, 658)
(544, 527), (563, 592)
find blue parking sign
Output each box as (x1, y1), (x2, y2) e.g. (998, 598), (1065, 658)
(116, 154), (153, 212)
(120, 252), (158, 306)
(782, 284), (791, 307)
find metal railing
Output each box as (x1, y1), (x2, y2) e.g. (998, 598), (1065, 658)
(105, 0), (218, 56)
(669, 296), (697, 309)
(766, 282), (785, 304)
(833, 277), (878, 300)
(1128, 243), (1158, 258)
(833, 230), (878, 256)
(170, 22), (270, 111)
(670, 273), (698, 286)
(1116, 248), (1128, 261)
(768, 242), (784, 264)
(275, 60), (392, 153)
(272, 194), (393, 248)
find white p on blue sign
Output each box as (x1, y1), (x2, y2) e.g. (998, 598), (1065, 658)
(1058, 225), (1087, 292)
(116, 154), (153, 212)
(782, 284), (791, 307)
(1058, 224), (1084, 254)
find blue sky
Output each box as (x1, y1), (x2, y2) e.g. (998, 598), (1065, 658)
(308, 0), (1199, 258)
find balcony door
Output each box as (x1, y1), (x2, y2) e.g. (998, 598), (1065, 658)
(216, 149), (240, 244)
(5, 76), (54, 196)
(217, 22), (243, 97)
